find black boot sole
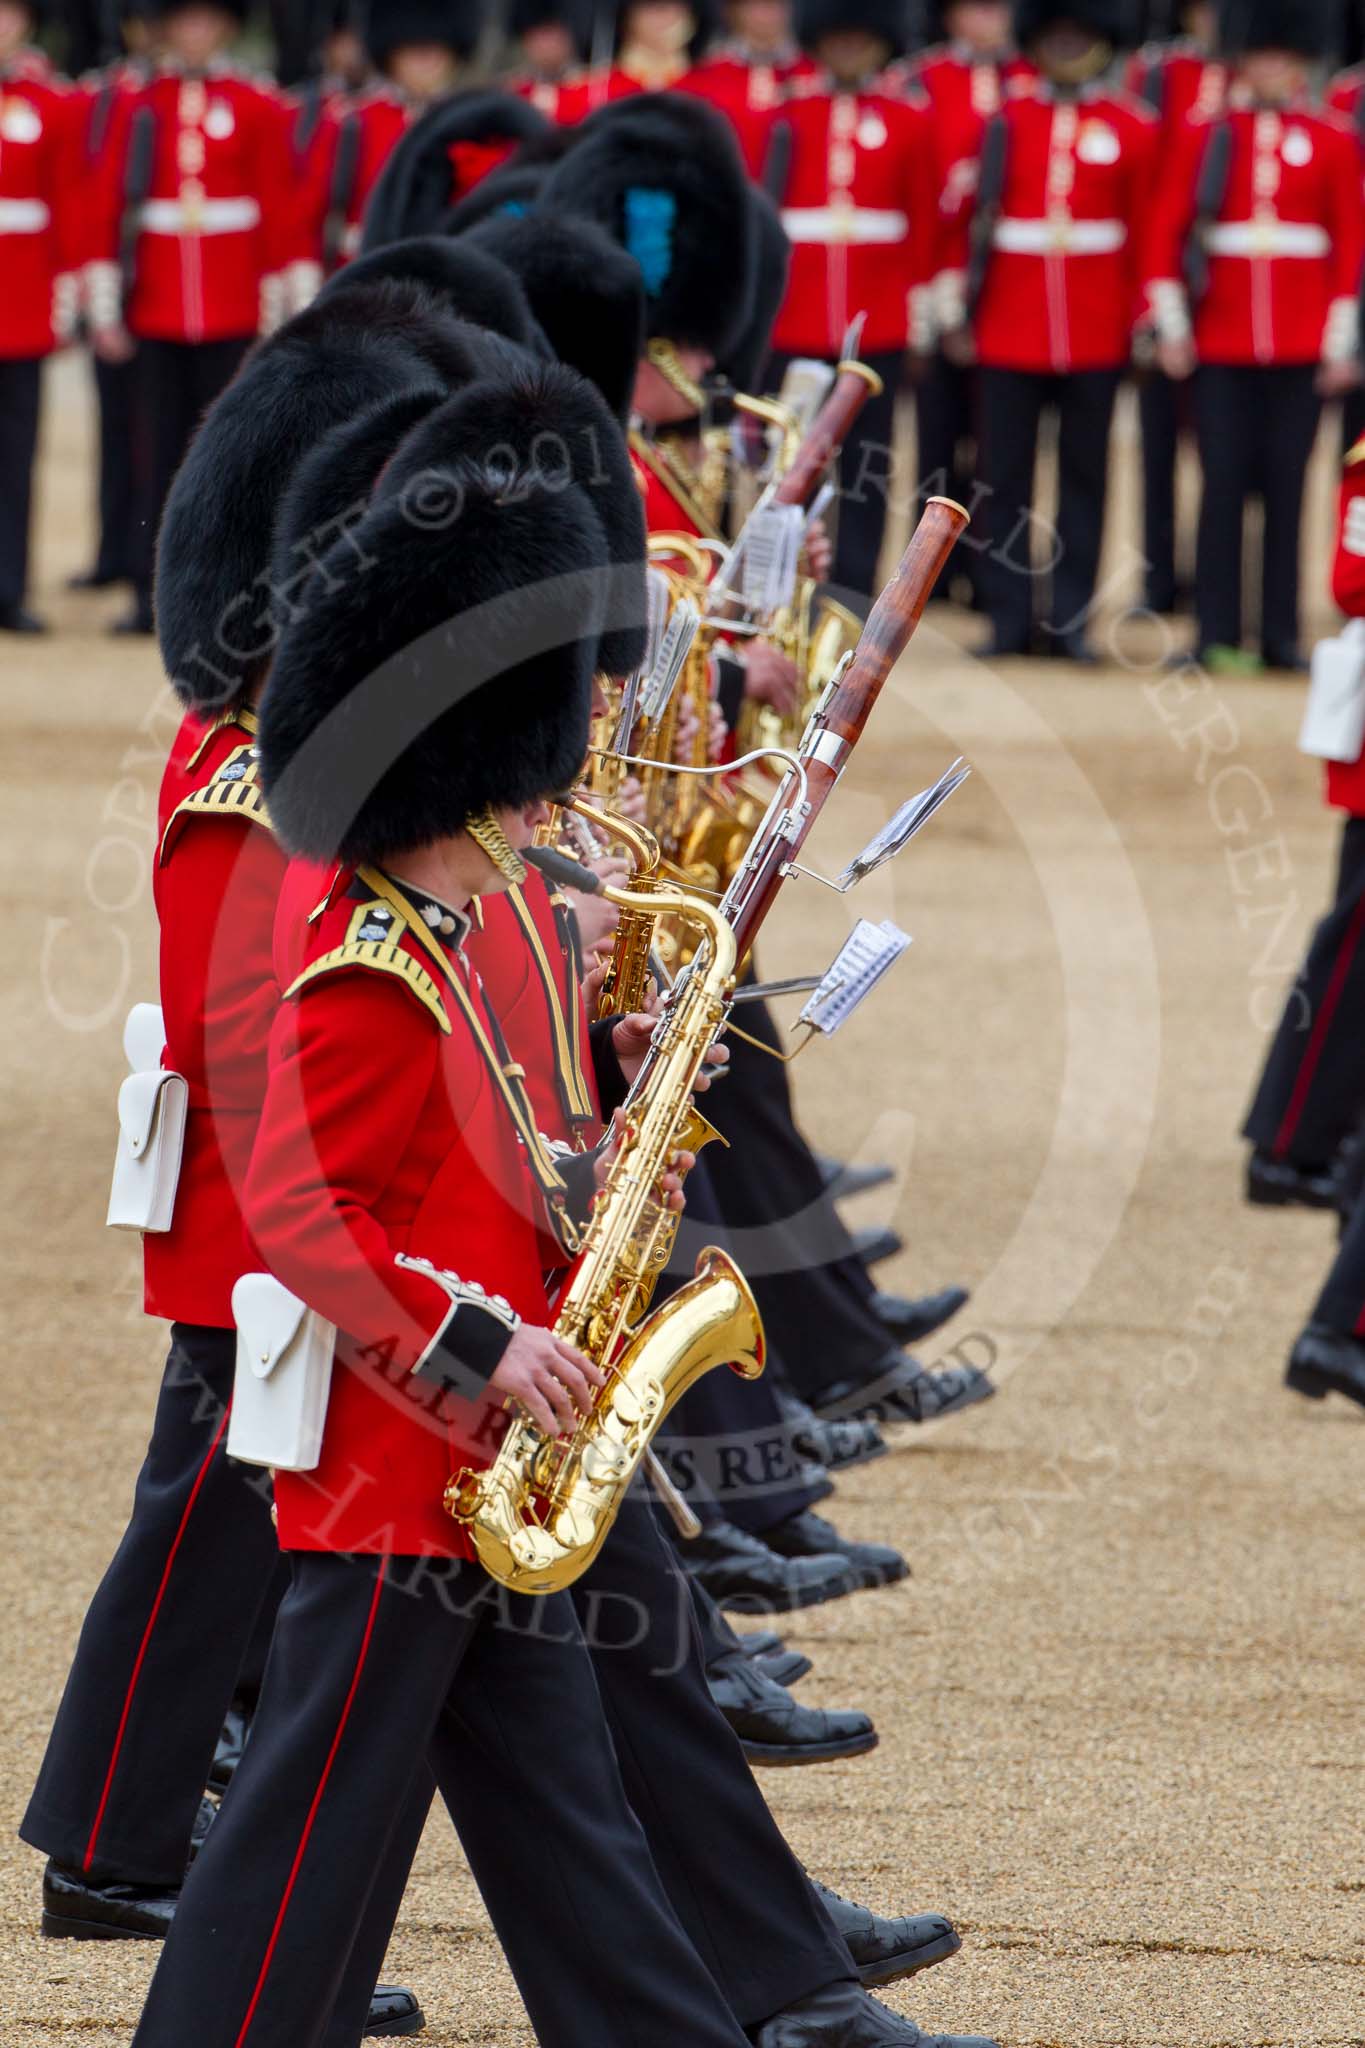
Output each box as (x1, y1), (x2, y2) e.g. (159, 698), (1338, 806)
(740, 1728), (879, 1767)
(42, 1911), (165, 1941)
(1285, 1359), (1365, 1407)
(363, 2008), (426, 2039)
(858, 1925), (963, 1986)
(1246, 1178), (1338, 1212)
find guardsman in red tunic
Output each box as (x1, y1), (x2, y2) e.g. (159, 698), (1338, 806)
(679, 0), (822, 174)
(1125, 0), (1225, 615)
(83, 0), (299, 636)
(121, 359), (781, 2048)
(505, 0), (598, 115)
(766, 0), (939, 596)
(962, 0), (1155, 660)
(888, 0), (1031, 604)
(1142, 0), (1364, 672)
(1242, 437), (1365, 1218)
(0, 1), (79, 633)
(534, 0), (717, 124)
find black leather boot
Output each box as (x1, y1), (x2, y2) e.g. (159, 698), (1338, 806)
(684, 1519), (865, 1612)
(752, 1981), (999, 2047)
(706, 1653), (877, 1765)
(810, 1878), (961, 1985)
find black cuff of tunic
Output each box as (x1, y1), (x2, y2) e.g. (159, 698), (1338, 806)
(410, 1297), (517, 1399)
(716, 654), (746, 734)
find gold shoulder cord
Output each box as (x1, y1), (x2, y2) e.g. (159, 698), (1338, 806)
(506, 883), (597, 1129)
(355, 866), (581, 1248)
(628, 428), (722, 542)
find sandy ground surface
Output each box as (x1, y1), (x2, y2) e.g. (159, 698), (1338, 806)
(2, 356), (1362, 2048)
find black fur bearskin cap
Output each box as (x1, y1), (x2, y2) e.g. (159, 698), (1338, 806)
(465, 208), (646, 421)
(258, 371), (622, 867)
(155, 279), (531, 713)
(537, 91), (755, 358)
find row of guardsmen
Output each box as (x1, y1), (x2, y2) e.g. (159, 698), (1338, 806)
(2, 0), (1364, 661)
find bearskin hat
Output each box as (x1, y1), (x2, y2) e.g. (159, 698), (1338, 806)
(538, 92), (754, 358)
(154, 281), (513, 712)
(360, 89), (550, 249)
(315, 235), (549, 354)
(465, 209), (644, 420)
(362, 0), (485, 67)
(1218, 0), (1337, 56)
(125, 0), (248, 18)
(508, 0), (598, 53)
(1013, 0), (1139, 46)
(258, 371), (623, 866)
(269, 384), (452, 606)
(795, 0), (911, 51)
(722, 189), (791, 395)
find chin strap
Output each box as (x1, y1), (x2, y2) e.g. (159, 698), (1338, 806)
(647, 338), (707, 413)
(466, 806), (528, 886)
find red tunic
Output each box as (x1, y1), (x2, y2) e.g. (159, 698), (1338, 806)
(888, 43), (1036, 329)
(1125, 41), (1226, 128)
(468, 879), (601, 1144)
(0, 55), (80, 357)
(1325, 62), (1365, 137)
(516, 62), (664, 126)
(679, 48), (821, 177)
(1140, 103), (1365, 369)
(145, 709), (285, 1327)
(1327, 444), (1365, 818)
(85, 66), (296, 342)
(247, 872), (562, 1556)
(972, 79), (1157, 374)
(771, 84), (939, 357)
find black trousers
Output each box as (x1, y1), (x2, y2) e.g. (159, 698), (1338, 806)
(977, 364), (1121, 653)
(130, 1549), (759, 2048)
(1138, 368), (1184, 614)
(1193, 361), (1322, 658)
(1243, 815), (1365, 1168)
(0, 355), (42, 609)
(1313, 1191), (1365, 1336)
(324, 1499), (852, 2043)
(21, 1325), (281, 1887)
(699, 993), (894, 1404)
(768, 346), (904, 601)
(91, 354), (139, 584)
(658, 1157), (825, 1534)
(915, 349), (983, 603)
(131, 336), (252, 608)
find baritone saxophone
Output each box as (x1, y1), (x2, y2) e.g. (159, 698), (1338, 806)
(445, 885), (764, 1594)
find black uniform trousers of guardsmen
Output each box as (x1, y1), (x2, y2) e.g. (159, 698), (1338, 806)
(767, 347), (903, 601)
(978, 366), (1121, 655)
(1243, 817), (1365, 1171)
(0, 357), (43, 612)
(22, 1324), (280, 1888)
(131, 338), (253, 616)
(131, 1496), (852, 2048)
(1193, 363), (1322, 662)
(1139, 368), (1187, 616)
(916, 350), (985, 607)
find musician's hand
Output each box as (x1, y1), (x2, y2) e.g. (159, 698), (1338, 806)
(673, 691), (701, 763)
(803, 516), (834, 582)
(491, 1325), (605, 1436)
(940, 324), (976, 369)
(1156, 337), (1195, 382)
(618, 773), (647, 823)
(708, 700), (728, 757)
(92, 323), (136, 365)
(744, 640), (801, 718)
(597, 1110), (695, 1212)
(609, 1008), (660, 1084)
(566, 858), (626, 955)
(1318, 356), (1362, 399)
(582, 955), (609, 1011)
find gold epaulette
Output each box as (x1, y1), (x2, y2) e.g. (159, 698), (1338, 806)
(159, 742), (273, 865)
(1346, 435), (1365, 470)
(284, 937), (452, 1033)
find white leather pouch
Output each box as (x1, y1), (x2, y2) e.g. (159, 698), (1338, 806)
(1300, 620), (1365, 762)
(107, 1025), (189, 1233)
(227, 1273), (336, 1473)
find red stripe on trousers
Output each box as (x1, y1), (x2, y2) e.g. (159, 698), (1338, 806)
(233, 1560), (387, 2048)
(82, 1408), (231, 1872)
(1273, 890), (1365, 1159)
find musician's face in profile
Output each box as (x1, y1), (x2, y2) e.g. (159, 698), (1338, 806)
(632, 345), (715, 425)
